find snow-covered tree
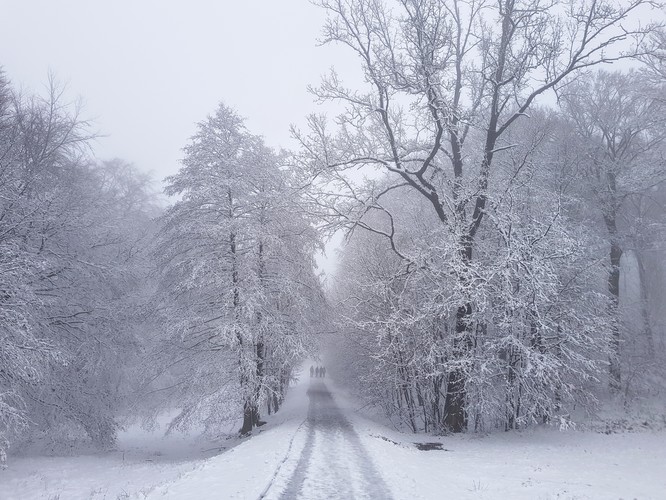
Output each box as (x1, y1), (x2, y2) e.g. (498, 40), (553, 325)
(151, 103), (323, 436)
(331, 135), (613, 432)
(559, 70), (666, 392)
(298, 0), (660, 432)
(0, 72), (157, 463)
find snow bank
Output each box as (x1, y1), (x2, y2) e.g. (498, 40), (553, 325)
(331, 380), (666, 499)
(0, 369), (311, 500)
(145, 371), (311, 499)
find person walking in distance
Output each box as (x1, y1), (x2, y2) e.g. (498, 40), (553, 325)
(322, 366), (326, 378)
(310, 365), (314, 378)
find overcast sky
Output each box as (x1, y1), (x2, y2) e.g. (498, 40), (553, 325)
(0, 0), (355, 185)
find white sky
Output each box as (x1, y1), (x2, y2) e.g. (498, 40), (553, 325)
(0, 0), (356, 184)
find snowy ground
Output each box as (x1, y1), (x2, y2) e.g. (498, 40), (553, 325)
(2, 371), (666, 499)
(0, 413), (230, 500)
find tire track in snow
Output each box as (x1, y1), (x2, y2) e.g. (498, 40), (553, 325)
(270, 380), (393, 500)
(258, 416), (309, 499)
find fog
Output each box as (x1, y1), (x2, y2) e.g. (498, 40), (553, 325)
(0, 0), (356, 182)
(0, 1), (665, 498)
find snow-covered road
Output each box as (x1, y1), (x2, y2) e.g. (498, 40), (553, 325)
(5, 372), (666, 499)
(264, 380), (393, 499)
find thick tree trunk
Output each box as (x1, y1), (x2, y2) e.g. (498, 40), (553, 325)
(241, 231), (269, 434)
(604, 213), (623, 392)
(251, 238), (266, 426)
(635, 250), (655, 354)
(608, 245), (622, 391)
(441, 25), (503, 429)
(443, 239), (474, 432)
(443, 303), (472, 432)
(601, 169), (623, 392)
(256, 238), (266, 388)
(252, 340), (266, 427)
(230, 224), (262, 435)
(240, 402), (261, 435)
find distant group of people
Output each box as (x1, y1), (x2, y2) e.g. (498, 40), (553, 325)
(310, 365), (326, 378)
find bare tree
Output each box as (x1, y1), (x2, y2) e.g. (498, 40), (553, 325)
(560, 70), (666, 392)
(641, 26), (666, 90)
(297, 0), (662, 431)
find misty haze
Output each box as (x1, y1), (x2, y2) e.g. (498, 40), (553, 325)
(1, 1), (666, 499)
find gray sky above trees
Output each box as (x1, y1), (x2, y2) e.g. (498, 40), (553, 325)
(1, 0), (654, 279)
(0, 0), (354, 184)
(1, 0), (650, 183)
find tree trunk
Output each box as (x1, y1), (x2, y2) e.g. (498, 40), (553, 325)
(634, 250), (655, 354)
(230, 223), (262, 435)
(604, 213), (623, 392)
(443, 239), (474, 432)
(252, 237), (266, 426)
(397, 351), (417, 433)
(240, 401), (260, 435)
(505, 345), (519, 431)
(443, 303), (472, 432)
(529, 310), (549, 424)
(432, 375), (442, 432)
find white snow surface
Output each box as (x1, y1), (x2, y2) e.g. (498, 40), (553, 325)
(2, 369), (666, 499)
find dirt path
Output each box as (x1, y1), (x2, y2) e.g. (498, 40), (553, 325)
(265, 380), (393, 500)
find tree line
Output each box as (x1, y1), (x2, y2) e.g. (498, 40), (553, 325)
(302, 0), (666, 433)
(0, 76), (325, 464)
(0, 73), (157, 463)
(1, 0), (665, 465)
